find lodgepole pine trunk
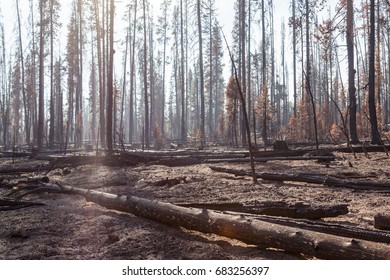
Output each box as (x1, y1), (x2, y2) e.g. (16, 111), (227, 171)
(42, 183), (390, 259)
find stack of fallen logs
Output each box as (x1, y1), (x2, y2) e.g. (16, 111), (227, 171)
(1, 177), (390, 259)
(1, 148), (390, 259)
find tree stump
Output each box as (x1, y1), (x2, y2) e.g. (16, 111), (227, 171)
(374, 215), (390, 231)
(273, 140), (289, 151)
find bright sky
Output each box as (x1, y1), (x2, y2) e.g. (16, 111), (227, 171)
(0, 0), (289, 57)
(0, 0), (341, 93)
(0, 0), (289, 90)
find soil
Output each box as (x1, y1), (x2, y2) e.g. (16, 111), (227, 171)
(1, 149), (390, 260)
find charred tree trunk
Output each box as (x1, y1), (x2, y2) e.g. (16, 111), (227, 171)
(16, 0), (29, 146)
(143, 0), (150, 149)
(49, 0), (55, 149)
(106, 0), (115, 155)
(368, 0), (380, 145)
(347, 0), (359, 144)
(180, 0), (186, 145)
(292, 0), (297, 118)
(94, 0), (105, 149)
(197, 0), (206, 148)
(241, 0), (247, 147)
(76, 0), (84, 149)
(38, 0), (45, 151)
(129, 0), (138, 145)
(261, 0), (267, 147)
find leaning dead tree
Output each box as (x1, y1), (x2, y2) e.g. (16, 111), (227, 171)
(24, 183), (390, 259)
(219, 25), (257, 183)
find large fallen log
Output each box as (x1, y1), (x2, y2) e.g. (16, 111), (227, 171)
(32, 183), (390, 259)
(205, 156), (335, 164)
(37, 153), (202, 168)
(177, 201), (348, 219)
(226, 213), (390, 244)
(209, 166), (390, 191)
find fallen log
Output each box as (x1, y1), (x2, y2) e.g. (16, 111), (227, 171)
(123, 152), (238, 166)
(334, 145), (390, 154)
(205, 156), (335, 164)
(270, 144), (390, 155)
(0, 197), (44, 211)
(209, 166), (390, 191)
(251, 149), (310, 157)
(210, 165), (326, 184)
(227, 213), (390, 244)
(0, 166), (50, 175)
(0, 151), (32, 158)
(30, 183), (390, 259)
(154, 156), (202, 167)
(177, 201), (348, 219)
(46, 153), (202, 168)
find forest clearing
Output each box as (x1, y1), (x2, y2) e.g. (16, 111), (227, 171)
(1, 144), (390, 260)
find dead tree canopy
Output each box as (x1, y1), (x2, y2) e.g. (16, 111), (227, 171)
(29, 183), (390, 259)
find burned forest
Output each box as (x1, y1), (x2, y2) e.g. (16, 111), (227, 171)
(1, 0), (390, 260)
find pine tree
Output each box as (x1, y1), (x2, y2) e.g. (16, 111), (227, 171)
(156, 0), (171, 138)
(11, 51), (22, 146)
(347, 0), (359, 144)
(107, 0), (115, 154)
(211, 21), (225, 141)
(368, 0), (380, 144)
(48, 0), (62, 148)
(225, 76), (240, 147)
(197, 0), (206, 147)
(15, 0), (29, 145)
(38, 0), (46, 151)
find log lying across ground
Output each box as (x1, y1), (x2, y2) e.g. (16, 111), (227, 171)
(232, 213), (390, 244)
(0, 197), (44, 211)
(36, 153), (202, 168)
(205, 156), (335, 164)
(0, 166), (50, 175)
(209, 166), (390, 191)
(177, 201), (348, 219)
(30, 183), (390, 259)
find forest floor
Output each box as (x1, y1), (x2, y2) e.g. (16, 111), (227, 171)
(0, 146), (390, 260)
